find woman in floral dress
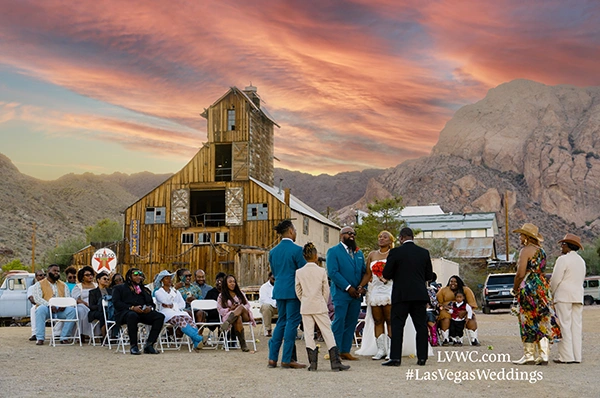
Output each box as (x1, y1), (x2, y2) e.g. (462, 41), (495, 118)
(512, 223), (561, 365)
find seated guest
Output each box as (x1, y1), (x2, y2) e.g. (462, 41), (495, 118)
(154, 270), (204, 351)
(27, 270), (46, 341)
(217, 274), (256, 352)
(88, 272), (113, 339)
(177, 268), (205, 322)
(205, 272), (227, 324)
(112, 268), (165, 355)
(259, 272), (277, 336)
(71, 266), (98, 343)
(32, 264), (76, 345)
(448, 290), (473, 346)
(64, 266), (78, 293)
(194, 269), (213, 298)
(110, 273), (124, 288)
(437, 275), (480, 346)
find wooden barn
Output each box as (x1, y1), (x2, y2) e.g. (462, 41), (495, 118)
(115, 85), (339, 286)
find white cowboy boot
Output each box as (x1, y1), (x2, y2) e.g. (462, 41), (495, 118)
(372, 335), (386, 360)
(385, 335), (391, 360)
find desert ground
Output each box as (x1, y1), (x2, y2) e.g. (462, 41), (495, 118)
(1, 307), (599, 398)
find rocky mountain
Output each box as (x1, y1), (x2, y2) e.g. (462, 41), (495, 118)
(336, 79), (600, 253)
(0, 153), (171, 265)
(3, 79), (599, 265)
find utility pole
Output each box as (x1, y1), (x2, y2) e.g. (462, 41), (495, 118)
(31, 223), (37, 272)
(504, 191), (509, 262)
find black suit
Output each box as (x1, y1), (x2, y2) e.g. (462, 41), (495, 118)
(112, 283), (165, 347)
(87, 287), (113, 325)
(382, 241), (433, 361)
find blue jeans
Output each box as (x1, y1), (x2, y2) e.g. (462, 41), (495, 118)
(268, 298), (301, 363)
(35, 305), (76, 341)
(331, 298), (361, 354)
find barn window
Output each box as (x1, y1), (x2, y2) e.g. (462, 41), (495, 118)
(303, 216), (309, 235)
(190, 190), (226, 227)
(247, 203), (268, 220)
(215, 232), (229, 243)
(323, 226), (329, 243)
(198, 233), (211, 244)
(227, 108), (235, 131)
(215, 144), (232, 181)
(181, 233), (194, 245)
(145, 207), (166, 224)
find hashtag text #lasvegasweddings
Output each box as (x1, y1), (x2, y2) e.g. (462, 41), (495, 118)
(437, 350), (511, 363)
(407, 368), (543, 384)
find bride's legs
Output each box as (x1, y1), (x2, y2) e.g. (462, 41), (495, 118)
(372, 306), (385, 338)
(383, 305), (392, 337)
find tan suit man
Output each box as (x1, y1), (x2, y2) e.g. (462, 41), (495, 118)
(295, 251), (349, 371)
(551, 233), (586, 363)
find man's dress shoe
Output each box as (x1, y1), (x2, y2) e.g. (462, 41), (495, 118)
(281, 361), (307, 369)
(267, 360), (277, 368)
(340, 352), (359, 361)
(36, 340), (44, 346)
(144, 345), (160, 354)
(382, 359), (401, 366)
(417, 359), (427, 366)
(130, 346), (141, 355)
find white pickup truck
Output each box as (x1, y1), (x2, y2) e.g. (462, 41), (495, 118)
(0, 271), (35, 321)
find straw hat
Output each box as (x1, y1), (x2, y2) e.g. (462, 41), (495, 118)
(513, 223), (544, 243)
(558, 233), (584, 250)
(154, 270), (175, 286)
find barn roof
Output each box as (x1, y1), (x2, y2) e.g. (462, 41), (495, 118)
(250, 177), (339, 229)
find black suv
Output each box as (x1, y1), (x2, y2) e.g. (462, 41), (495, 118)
(481, 273), (516, 314)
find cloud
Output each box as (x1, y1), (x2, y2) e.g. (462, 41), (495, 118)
(0, 0), (598, 176)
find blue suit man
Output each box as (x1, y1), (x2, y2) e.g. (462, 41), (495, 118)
(267, 220), (307, 368)
(327, 226), (366, 359)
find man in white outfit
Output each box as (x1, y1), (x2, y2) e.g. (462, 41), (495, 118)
(550, 233), (586, 364)
(27, 270), (46, 341)
(259, 272), (277, 336)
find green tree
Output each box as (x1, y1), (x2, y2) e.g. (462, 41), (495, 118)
(43, 236), (87, 270)
(581, 237), (600, 275)
(0, 259), (29, 283)
(355, 196), (405, 254)
(418, 238), (452, 258)
(85, 218), (122, 243)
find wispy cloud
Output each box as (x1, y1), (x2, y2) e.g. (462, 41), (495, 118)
(0, 0), (598, 177)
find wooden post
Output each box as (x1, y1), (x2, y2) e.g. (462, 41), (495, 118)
(284, 188), (290, 207)
(504, 191), (509, 262)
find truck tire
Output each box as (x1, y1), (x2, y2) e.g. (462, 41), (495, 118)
(483, 306), (491, 314)
(584, 295), (594, 306)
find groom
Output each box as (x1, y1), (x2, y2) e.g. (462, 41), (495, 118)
(382, 227), (433, 366)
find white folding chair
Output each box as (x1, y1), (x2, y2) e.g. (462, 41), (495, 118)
(250, 301), (264, 336)
(48, 297), (81, 347)
(115, 323), (149, 354)
(354, 318), (366, 347)
(99, 299), (118, 349)
(220, 310), (257, 352)
(191, 299), (225, 350)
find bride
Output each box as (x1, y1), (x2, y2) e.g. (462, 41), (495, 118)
(356, 231), (432, 358)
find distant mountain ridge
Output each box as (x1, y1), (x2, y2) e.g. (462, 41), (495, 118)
(3, 79), (599, 264)
(0, 152), (171, 264)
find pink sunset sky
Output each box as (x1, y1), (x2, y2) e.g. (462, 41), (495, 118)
(1, 1), (599, 180)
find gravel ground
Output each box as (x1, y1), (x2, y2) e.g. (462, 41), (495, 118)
(1, 307), (599, 398)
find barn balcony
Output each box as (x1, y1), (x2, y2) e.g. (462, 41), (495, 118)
(190, 189), (226, 227)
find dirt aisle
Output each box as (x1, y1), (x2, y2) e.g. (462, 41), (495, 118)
(1, 307), (599, 397)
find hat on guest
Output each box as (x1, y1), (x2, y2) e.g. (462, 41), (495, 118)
(558, 233), (584, 250)
(513, 223), (544, 243)
(154, 270), (175, 286)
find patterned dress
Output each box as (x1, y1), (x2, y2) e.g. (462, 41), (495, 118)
(517, 247), (562, 343)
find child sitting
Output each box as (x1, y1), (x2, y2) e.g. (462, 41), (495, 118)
(295, 242), (350, 372)
(448, 290), (473, 346)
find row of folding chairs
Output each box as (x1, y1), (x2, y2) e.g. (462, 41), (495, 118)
(48, 298), (257, 353)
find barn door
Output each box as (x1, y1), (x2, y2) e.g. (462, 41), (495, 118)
(232, 141), (249, 181)
(171, 188), (190, 227)
(226, 187), (243, 226)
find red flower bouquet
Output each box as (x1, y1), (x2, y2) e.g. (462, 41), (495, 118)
(371, 261), (385, 278)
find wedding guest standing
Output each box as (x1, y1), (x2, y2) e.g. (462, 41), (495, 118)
(551, 233), (586, 364)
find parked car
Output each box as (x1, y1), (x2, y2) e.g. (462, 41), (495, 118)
(583, 276), (600, 305)
(0, 271), (35, 320)
(481, 273), (516, 314)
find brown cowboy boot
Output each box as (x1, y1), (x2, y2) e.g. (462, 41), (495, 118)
(235, 328), (249, 352)
(329, 346), (350, 371)
(306, 347), (319, 371)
